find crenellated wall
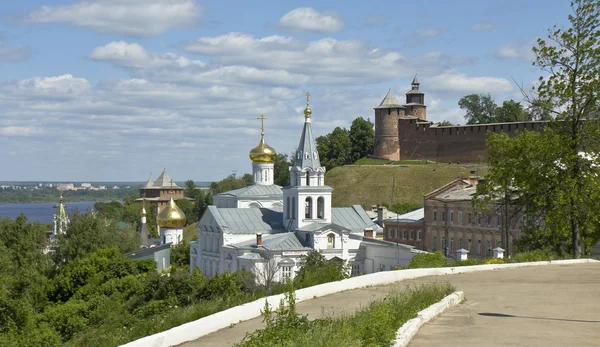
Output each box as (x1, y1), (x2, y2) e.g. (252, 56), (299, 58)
(398, 118), (548, 163)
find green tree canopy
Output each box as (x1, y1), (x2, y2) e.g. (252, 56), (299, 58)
(273, 153), (292, 186)
(316, 127), (351, 170)
(348, 117), (375, 163)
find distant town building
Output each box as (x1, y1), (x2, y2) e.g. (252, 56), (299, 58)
(57, 183), (75, 191)
(81, 183), (92, 188)
(383, 208), (425, 249)
(137, 169), (185, 211)
(423, 177), (524, 258)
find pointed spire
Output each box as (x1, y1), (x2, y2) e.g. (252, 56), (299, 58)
(304, 92), (312, 119)
(412, 74), (419, 86)
(153, 169), (178, 188)
(143, 173), (154, 188)
(294, 92), (321, 170)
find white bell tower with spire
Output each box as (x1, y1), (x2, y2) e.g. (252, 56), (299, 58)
(282, 92), (333, 231)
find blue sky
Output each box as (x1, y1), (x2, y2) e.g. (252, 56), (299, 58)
(0, 0), (571, 182)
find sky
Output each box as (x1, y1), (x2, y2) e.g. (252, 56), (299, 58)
(0, 0), (573, 182)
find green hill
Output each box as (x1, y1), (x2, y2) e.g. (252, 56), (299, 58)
(327, 165), (487, 208)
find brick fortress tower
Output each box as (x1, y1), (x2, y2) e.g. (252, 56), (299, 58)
(373, 76), (427, 160)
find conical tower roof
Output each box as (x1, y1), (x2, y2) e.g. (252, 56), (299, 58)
(412, 74), (419, 85)
(56, 194), (68, 220)
(143, 175), (154, 188)
(294, 93), (321, 170)
(375, 89), (404, 109)
(153, 169), (179, 188)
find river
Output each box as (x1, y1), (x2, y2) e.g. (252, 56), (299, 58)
(0, 201), (97, 224)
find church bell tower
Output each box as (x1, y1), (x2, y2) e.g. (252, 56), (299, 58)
(282, 93), (333, 231)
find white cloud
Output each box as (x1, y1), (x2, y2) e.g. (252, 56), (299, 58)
(0, 42), (30, 62)
(26, 0), (201, 37)
(0, 126), (44, 136)
(496, 41), (535, 63)
(270, 87), (301, 100)
(1, 74), (90, 100)
(179, 33), (446, 84)
(279, 7), (344, 33)
(471, 23), (494, 32)
(428, 71), (513, 94)
(90, 41), (204, 69)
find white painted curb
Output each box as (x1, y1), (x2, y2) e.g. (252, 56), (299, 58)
(121, 258), (598, 347)
(392, 291), (464, 347)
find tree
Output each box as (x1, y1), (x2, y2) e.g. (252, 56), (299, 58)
(458, 94), (497, 124)
(494, 100), (527, 123)
(348, 117), (375, 163)
(273, 153), (292, 186)
(436, 121), (454, 126)
(175, 198), (196, 224)
(293, 251), (348, 288)
(479, 0), (600, 258)
(532, 0), (600, 258)
(316, 127), (351, 170)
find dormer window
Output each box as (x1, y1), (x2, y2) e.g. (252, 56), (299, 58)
(305, 151), (310, 159)
(313, 152), (318, 159)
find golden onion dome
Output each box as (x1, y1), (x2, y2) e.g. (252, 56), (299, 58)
(249, 134), (277, 163)
(157, 198), (187, 228)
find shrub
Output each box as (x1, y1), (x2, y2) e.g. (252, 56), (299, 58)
(404, 251), (450, 269)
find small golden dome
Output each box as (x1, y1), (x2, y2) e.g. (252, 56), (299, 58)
(304, 106), (312, 118)
(157, 198), (186, 228)
(249, 135), (277, 163)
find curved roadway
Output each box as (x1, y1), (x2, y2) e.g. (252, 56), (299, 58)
(180, 262), (600, 347)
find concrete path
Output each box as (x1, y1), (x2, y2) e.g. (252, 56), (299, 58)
(410, 262), (600, 347)
(179, 262), (600, 347)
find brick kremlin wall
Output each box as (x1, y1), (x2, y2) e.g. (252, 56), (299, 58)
(398, 118), (548, 163)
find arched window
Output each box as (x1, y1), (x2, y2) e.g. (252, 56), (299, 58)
(317, 197), (325, 219)
(305, 197), (312, 219)
(327, 233), (335, 248)
(286, 197), (290, 218)
(305, 171), (310, 186)
(292, 198), (296, 219)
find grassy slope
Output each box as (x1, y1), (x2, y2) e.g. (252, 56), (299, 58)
(327, 165), (487, 208)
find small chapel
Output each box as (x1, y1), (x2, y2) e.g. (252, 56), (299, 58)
(190, 94), (419, 283)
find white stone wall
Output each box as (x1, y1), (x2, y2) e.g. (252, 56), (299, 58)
(160, 227), (183, 246)
(364, 244), (414, 273)
(252, 162), (274, 186)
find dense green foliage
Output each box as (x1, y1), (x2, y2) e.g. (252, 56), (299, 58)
(0, 186), (139, 204)
(458, 94), (550, 125)
(477, 0), (600, 258)
(293, 251), (349, 288)
(236, 282), (454, 347)
(316, 117), (375, 170)
(274, 154), (293, 186)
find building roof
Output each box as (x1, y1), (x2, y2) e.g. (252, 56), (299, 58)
(143, 176), (154, 188)
(209, 206), (286, 234)
(206, 204), (380, 235)
(433, 185), (477, 201)
(332, 205), (381, 231)
(383, 208), (424, 224)
(215, 184), (283, 199)
(230, 232), (310, 251)
(125, 243), (171, 259)
(412, 75), (419, 85)
(141, 169), (183, 190)
(293, 111), (322, 171)
(375, 89), (404, 109)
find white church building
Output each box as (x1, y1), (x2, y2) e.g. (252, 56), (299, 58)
(190, 96), (418, 283)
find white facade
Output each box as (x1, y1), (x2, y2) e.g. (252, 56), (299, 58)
(252, 162), (274, 186)
(160, 227), (183, 246)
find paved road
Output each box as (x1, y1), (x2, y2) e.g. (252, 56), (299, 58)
(410, 262), (600, 347)
(180, 262), (600, 347)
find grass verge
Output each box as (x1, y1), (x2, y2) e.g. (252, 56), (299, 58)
(235, 282), (454, 347)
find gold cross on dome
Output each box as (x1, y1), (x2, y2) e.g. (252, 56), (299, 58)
(305, 92), (311, 106)
(257, 114), (267, 134)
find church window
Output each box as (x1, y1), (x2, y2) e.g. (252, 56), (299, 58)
(305, 151), (310, 159)
(305, 197), (313, 218)
(327, 233), (335, 248)
(317, 197), (324, 219)
(286, 197), (290, 218)
(281, 266), (292, 280)
(306, 171), (310, 186)
(313, 152), (317, 159)
(292, 198), (296, 219)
